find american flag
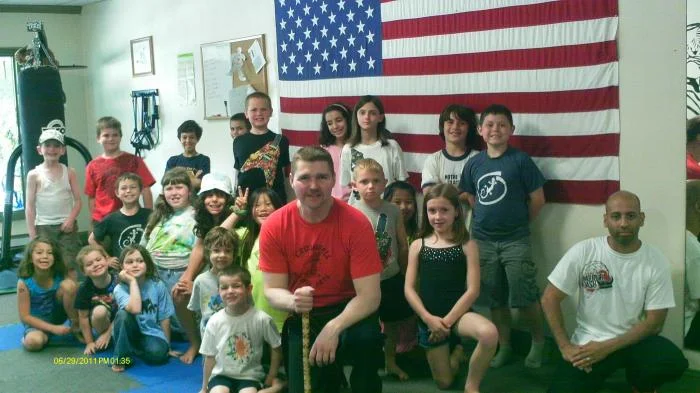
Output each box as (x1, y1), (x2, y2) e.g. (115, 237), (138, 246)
(275, 0), (619, 204)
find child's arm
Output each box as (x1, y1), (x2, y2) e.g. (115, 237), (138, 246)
(395, 214), (409, 274)
(88, 197), (96, 221)
(201, 355), (216, 393)
(528, 187), (545, 222)
(442, 240), (480, 329)
(179, 239), (205, 295)
(25, 170), (38, 239)
(119, 272), (142, 314)
(94, 322), (113, 351)
(463, 192), (476, 208)
(403, 240), (448, 337)
(17, 280), (70, 335)
(78, 309), (97, 354)
(141, 186), (153, 209)
(61, 167), (83, 233)
(265, 345), (282, 387)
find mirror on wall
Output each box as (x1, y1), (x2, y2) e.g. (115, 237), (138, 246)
(686, 2), (700, 352)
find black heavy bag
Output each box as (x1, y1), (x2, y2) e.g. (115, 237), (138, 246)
(16, 66), (66, 177)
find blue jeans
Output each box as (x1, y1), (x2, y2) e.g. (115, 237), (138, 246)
(283, 303), (383, 393)
(112, 309), (169, 365)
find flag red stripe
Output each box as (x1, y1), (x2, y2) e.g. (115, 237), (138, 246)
(543, 179), (619, 204)
(383, 42), (617, 76)
(284, 130), (619, 158)
(382, 0), (619, 39)
(406, 172), (618, 204)
(280, 87), (619, 115)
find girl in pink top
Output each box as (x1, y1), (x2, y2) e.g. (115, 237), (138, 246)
(319, 103), (352, 201)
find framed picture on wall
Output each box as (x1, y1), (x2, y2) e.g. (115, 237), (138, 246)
(131, 36), (154, 76)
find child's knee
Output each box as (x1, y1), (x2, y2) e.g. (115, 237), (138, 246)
(91, 306), (111, 328)
(58, 279), (77, 297)
(435, 375), (454, 390)
(477, 323), (499, 348)
(22, 331), (48, 351)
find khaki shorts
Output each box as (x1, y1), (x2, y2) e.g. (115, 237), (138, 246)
(476, 237), (539, 309)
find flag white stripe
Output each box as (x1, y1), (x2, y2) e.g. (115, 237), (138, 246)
(279, 63), (618, 97)
(383, 18), (618, 59)
(288, 146), (619, 181)
(381, 0), (557, 22)
(280, 110), (620, 137)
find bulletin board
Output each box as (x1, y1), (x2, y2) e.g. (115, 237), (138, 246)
(200, 34), (268, 120)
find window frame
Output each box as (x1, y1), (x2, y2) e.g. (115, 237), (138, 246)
(0, 47), (26, 222)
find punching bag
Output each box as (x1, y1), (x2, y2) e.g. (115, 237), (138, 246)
(16, 66), (66, 177)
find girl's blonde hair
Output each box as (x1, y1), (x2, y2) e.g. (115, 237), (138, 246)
(419, 183), (469, 245)
(18, 237), (66, 279)
(119, 245), (158, 280)
(145, 168), (192, 239)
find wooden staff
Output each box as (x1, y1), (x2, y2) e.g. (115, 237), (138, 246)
(302, 312), (312, 393)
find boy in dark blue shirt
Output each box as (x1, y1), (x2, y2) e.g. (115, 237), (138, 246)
(165, 120), (210, 190)
(459, 104), (546, 369)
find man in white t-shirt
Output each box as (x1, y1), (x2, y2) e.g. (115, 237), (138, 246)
(685, 181), (700, 349)
(542, 190), (687, 393)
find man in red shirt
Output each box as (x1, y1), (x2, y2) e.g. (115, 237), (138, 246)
(260, 146), (383, 393)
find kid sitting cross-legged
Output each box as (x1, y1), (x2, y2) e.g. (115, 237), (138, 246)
(17, 237), (80, 351)
(74, 245), (119, 355)
(200, 266), (282, 393)
(112, 245), (177, 372)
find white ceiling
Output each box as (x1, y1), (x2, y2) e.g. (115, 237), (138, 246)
(0, 0), (102, 5)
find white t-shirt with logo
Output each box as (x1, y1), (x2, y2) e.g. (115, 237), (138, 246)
(548, 236), (675, 345)
(200, 307), (281, 383)
(421, 149), (478, 188)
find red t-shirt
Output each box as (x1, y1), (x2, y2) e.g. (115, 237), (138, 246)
(259, 199), (382, 308)
(84, 153), (156, 221)
(688, 152), (700, 180)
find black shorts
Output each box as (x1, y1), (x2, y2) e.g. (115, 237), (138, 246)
(208, 375), (261, 391)
(378, 273), (414, 323)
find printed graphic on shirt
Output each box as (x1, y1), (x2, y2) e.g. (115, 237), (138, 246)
(375, 213), (392, 267)
(581, 260), (614, 294)
(91, 294), (115, 314)
(295, 244), (332, 289)
(202, 295), (224, 328)
(142, 299), (158, 314)
(477, 171), (507, 205)
(119, 224), (144, 250)
(444, 173), (460, 185)
(226, 331), (253, 363)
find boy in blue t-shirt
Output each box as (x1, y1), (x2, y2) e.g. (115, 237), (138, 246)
(165, 120), (210, 190)
(458, 104), (546, 369)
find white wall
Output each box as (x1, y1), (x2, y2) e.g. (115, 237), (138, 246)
(80, 0), (279, 189)
(4, 0), (690, 368)
(0, 11), (91, 234)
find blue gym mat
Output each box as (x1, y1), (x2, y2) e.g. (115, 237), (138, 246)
(0, 322), (203, 392)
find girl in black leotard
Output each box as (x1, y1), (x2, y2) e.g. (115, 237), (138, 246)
(404, 184), (498, 393)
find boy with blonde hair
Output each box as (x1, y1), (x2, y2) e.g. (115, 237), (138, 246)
(352, 158), (413, 381)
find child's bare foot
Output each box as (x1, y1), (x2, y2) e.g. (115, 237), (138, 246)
(450, 344), (466, 370)
(386, 363), (409, 381)
(70, 324), (85, 344)
(179, 346), (199, 364)
(111, 364), (125, 373)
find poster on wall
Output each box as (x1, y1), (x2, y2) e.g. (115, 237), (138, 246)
(201, 35), (268, 120)
(177, 53), (196, 105)
(690, 21), (700, 118)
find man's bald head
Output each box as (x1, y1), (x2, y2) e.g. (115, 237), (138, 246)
(605, 190), (641, 214)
